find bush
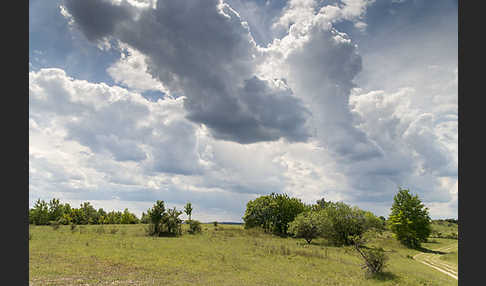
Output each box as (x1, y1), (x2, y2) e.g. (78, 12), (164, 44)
(351, 233), (388, 276)
(288, 211), (320, 244)
(70, 223), (77, 231)
(187, 220), (202, 234)
(213, 221), (218, 228)
(317, 202), (384, 246)
(446, 232), (458, 240)
(110, 227), (119, 234)
(359, 248), (388, 276)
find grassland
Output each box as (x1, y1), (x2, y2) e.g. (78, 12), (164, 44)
(29, 223), (458, 285)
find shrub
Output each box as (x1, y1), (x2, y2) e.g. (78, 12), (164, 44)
(70, 223), (77, 231)
(317, 202), (384, 246)
(288, 211), (320, 244)
(187, 220), (202, 234)
(351, 234), (388, 276)
(110, 227), (119, 234)
(358, 248), (388, 276)
(213, 221), (218, 228)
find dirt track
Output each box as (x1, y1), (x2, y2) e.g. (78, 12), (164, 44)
(413, 244), (458, 280)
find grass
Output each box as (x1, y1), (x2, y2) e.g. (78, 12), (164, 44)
(430, 220), (458, 238)
(29, 224), (458, 285)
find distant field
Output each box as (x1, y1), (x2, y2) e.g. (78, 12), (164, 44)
(29, 224), (458, 285)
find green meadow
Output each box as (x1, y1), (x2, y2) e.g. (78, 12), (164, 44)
(29, 222), (458, 286)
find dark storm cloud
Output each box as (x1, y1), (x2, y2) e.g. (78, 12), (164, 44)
(62, 0), (311, 144)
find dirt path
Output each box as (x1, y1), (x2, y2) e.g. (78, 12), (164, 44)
(413, 244), (458, 280)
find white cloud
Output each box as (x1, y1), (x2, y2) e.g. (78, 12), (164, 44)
(29, 1), (457, 219)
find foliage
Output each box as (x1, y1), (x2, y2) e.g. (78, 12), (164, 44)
(29, 198), (141, 226)
(288, 211), (321, 244)
(213, 221), (218, 228)
(30, 199), (50, 225)
(121, 208), (139, 224)
(388, 188), (432, 248)
(146, 201), (183, 236)
(140, 212), (150, 224)
(242, 193), (306, 235)
(350, 231), (388, 276)
(317, 202), (385, 246)
(187, 219), (202, 234)
(184, 202), (193, 220)
(162, 207), (183, 236)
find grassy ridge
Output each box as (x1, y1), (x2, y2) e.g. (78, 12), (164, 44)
(29, 224), (458, 285)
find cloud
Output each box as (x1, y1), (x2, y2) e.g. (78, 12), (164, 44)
(61, 0), (311, 144)
(29, 1), (457, 219)
(29, 68), (203, 173)
(262, 0), (383, 161)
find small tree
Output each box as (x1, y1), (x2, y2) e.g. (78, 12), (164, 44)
(147, 200), (166, 236)
(162, 207), (183, 236)
(288, 211), (321, 244)
(184, 202), (193, 220)
(30, 199), (49, 225)
(388, 188), (431, 248)
(350, 231), (388, 276)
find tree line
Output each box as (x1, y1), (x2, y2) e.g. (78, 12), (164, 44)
(29, 198), (140, 225)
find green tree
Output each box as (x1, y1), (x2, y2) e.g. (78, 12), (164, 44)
(242, 193), (306, 235)
(30, 199), (49, 225)
(388, 188), (431, 248)
(147, 200), (166, 236)
(161, 207), (183, 236)
(140, 212), (150, 224)
(317, 202), (384, 246)
(48, 198), (64, 222)
(121, 208), (139, 224)
(184, 202), (193, 220)
(288, 211), (321, 244)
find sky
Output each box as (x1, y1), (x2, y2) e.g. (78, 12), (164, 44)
(29, 0), (458, 222)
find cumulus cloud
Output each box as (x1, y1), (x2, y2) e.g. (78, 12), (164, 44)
(61, 0), (311, 144)
(29, 0), (457, 219)
(262, 0), (382, 161)
(29, 68), (203, 173)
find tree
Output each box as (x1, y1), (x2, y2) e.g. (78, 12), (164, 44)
(184, 202), (193, 220)
(140, 212), (150, 224)
(350, 231), (388, 276)
(317, 202), (384, 246)
(121, 208), (139, 224)
(161, 207), (183, 236)
(288, 211), (321, 244)
(30, 199), (49, 225)
(242, 193), (306, 235)
(48, 198), (64, 222)
(147, 200), (166, 235)
(388, 188), (432, 248)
